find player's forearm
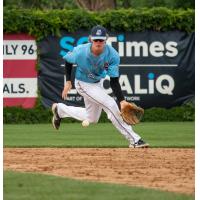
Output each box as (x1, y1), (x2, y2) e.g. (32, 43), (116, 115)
(110, 77), (125, 103)
(65, 61), (73, 81)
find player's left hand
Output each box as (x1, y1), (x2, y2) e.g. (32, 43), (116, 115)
(120, 100), (130, 110)
(120, 100), (144, 125)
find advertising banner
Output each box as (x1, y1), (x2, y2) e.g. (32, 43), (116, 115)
(3, 34), (38, 108)
(38, 30), (194, 108)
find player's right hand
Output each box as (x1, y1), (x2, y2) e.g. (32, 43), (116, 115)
(62, 81), (72, 100)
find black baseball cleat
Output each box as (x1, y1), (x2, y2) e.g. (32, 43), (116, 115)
(52, 103), (61, 130)
(129, 139), (149, 148)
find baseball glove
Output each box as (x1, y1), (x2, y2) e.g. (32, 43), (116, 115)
(121, 102), (144, 125)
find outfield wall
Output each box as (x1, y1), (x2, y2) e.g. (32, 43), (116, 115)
(3, 8), (195, 123)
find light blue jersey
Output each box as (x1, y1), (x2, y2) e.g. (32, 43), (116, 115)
(63, 43), (120, 83)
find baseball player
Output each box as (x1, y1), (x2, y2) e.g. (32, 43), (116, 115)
(52, 25), (149, 148)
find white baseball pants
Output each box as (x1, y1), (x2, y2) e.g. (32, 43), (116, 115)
(57, 79), (141, 145)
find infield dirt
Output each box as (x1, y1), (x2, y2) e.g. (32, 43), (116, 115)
(4, 148), (194, 195)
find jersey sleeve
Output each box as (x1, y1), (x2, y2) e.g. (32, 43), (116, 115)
(63, 46), (79, 64)
(107, 48), (120, 77)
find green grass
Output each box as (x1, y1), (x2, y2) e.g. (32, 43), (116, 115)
(4, 171), (194, 200)
(3, 122), (194, 148)
(4, 123), (194, 199)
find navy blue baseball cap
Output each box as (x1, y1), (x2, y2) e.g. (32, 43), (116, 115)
(90, 25), (107, 40)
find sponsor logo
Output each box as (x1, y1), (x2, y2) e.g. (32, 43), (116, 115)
(3, 40), (37, 60)
(3, 78), (37, 97)
(104, 62), (109, 71)
(3, 34), (38, 108)
(96, 29), (102, 35)
(107, 35), (178, 58)
(59, 33), (176, 98)
(66, 73), (175, 96)
(103, 73), (175, 95)
(59, 35), (178, 58)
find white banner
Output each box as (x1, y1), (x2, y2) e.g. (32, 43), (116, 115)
(3, 78), (38, 98)
(3, 40), (37, 60)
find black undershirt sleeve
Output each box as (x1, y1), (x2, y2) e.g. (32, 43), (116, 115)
(65, 61), (73, 81)
(110, 77), (125, 103)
